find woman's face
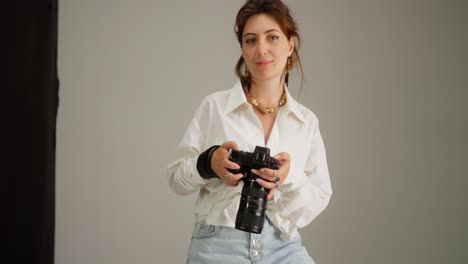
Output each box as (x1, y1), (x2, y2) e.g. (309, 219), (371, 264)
(241, 14), (294, 84)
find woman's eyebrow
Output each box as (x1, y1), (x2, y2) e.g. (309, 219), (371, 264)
(243, 29), (280, 38)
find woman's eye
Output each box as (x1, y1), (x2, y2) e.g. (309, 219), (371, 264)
(245, 38), (256, 44)
(270, 35), (280, 41)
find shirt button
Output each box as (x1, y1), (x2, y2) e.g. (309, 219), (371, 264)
(252, 239), (256, 245)
(252, 250), (258, 256)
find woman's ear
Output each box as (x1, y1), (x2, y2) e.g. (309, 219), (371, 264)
(288, 38), (295, 56)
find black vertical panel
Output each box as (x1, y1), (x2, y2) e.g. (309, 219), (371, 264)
(6, 1), (58, 263)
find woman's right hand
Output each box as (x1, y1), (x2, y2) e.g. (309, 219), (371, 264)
(211, 141), (244, 187)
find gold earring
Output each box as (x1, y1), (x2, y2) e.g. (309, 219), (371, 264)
(286, 57), (293, 72)
(244, 66), (250, 78)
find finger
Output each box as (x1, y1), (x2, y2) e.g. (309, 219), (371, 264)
(212, 147), (230, 162)
(224, 172), (243, 186)
(266, 188), (276, 200)
(216, 147), (231, 159)
(224, 159), (241, 170)
(255, 178), (277, 190)
(220, 141), (240, 151)
(274, 152), (290, 158)
(251, 168), (277, 182)
(274, 152), (290, 162)
(229, 173), (244, 181)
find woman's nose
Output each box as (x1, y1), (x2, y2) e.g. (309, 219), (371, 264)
(256, 40), (269, 55)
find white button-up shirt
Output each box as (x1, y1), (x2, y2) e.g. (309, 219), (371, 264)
(167, 81), (332, 240)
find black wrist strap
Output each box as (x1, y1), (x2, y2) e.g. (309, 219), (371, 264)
(196, 145), (220, 179)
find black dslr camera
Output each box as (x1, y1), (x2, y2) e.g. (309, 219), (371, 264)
(229, 146), (280, 234)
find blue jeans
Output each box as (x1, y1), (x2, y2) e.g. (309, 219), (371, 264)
(187, 217), (315, 264)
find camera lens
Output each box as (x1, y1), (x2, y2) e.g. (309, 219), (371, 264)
(235, 179), (268, 234)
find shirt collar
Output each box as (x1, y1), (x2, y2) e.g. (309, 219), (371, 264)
(283, 86), (305, 123)
(224, 80), (305, 123)
(224, 81), (249, 114)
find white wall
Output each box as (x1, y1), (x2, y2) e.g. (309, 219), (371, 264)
(57, 0), (467, 263)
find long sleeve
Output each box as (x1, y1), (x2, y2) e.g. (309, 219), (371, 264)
(268, 121), (333, 240)
(167, 117), (211, 196)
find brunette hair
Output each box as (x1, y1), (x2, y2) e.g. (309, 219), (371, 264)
(234, 0), (303, 89)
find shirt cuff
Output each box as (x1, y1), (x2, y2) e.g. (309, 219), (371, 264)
(196, 145), (220, 179)
(189, 156), (213, 186)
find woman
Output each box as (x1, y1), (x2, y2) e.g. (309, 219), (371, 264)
(168, 0), (332, 263)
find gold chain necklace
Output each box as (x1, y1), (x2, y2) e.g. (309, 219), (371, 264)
(245, 89), (287, 114)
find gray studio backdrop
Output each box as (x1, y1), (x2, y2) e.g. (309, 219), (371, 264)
(57, 0), (467, 263)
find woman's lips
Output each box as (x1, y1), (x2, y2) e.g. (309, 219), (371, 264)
(256, 61), (273, 66)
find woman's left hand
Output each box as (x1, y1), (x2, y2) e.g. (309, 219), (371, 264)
(251, 152), (290, 200)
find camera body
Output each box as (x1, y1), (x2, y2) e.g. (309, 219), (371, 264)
(229, 146), (280, 234)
